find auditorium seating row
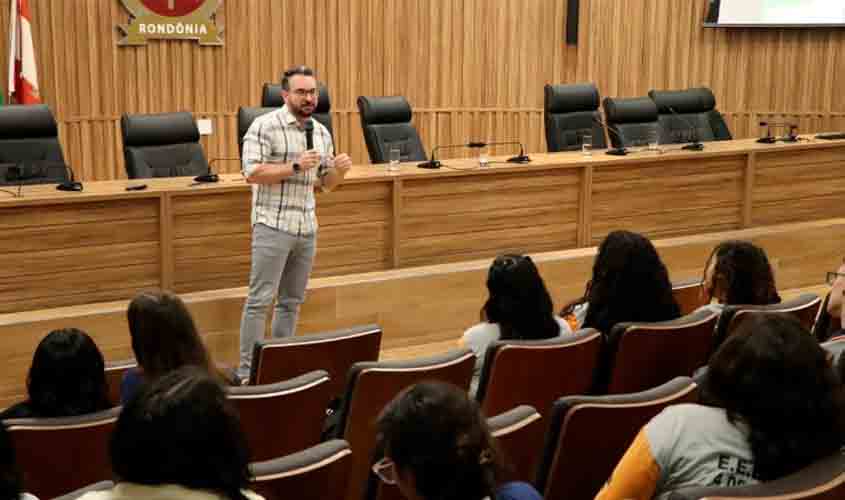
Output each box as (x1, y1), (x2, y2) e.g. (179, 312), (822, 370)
(0, 80), (733, 184)
(6, 283), (834, 499)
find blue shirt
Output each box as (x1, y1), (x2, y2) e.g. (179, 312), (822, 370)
(497, 481), (543, 500)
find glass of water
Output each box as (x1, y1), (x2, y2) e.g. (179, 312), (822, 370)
(648, 129), (661, 153)
(388, 147), (401, 173)
(581, 134), (593, 157)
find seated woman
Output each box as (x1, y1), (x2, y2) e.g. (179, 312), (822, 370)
(461, 254), (571, 394)
(374, 381), (542, 500)
(596, 313), (845, 500)
(700, 240), (781, 312)
(78, 367), (262, 500)
(0, 328), (111, 419)
(121, 290), (233, 404)
(562, 230), (680, 335)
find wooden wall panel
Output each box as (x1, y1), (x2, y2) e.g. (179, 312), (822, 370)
(0, 0), (842, 181)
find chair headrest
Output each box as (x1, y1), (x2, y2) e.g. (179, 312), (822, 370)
(648, 87), (717, 114)
(545, 83), (600, 113)
(0, 104), (59, 139)
(315, 84), (331, 113)
(121, 111), (200, 147)
(357, 96), (413, 125)
(603, 96), (659, 124)
(262, 83), (284, 107)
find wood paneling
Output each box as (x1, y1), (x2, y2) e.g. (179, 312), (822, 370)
(0, 0), (841, 180)
(0, 217), (841, 409)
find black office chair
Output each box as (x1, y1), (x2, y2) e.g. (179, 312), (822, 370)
(262, 82), (333, 138)
(543, 83), (608, 152)
(0, 104), (69, 185)
(602, 96), (661, 149)
(357, 95), (427, 164)
(237, 107), (277, 157)
(649, 87), (732, 144)
(120, 111), (209, 179)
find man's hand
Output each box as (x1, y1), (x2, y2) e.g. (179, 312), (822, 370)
(299, 150), (322, 170)
(333, 153), (352, 175)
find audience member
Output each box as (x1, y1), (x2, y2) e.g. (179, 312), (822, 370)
(561, 230), (680, 335)
(818, 259), (845, 340)
(0, 422), (38, 500)
(79, 367), (262, 500)
(699, 240), (781, 312)
(374, 381), (542, 500)
(0, 328), (110, 420)
(461, 254), (571, 394)
(596, 313), (845, 499)
(121, 291), (232, 404)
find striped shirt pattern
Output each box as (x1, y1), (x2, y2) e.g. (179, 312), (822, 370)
(241, 106), (333, 236)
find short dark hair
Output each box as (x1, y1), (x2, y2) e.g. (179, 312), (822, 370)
(703, 240), (781, 305)
(281, 65), (315, 91)
(705, 313), (845, 481)
(127, 290), (214, 382)
(482, 254), (560, 341)
(110, 366), (251, 500)
(27, 328), (110, 417)
(0, 423), (23, 500)
(377, 382), (503, 500)
(580, 230), (680, 335)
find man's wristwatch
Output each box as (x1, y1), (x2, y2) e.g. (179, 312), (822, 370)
(292, 162), (302, 174)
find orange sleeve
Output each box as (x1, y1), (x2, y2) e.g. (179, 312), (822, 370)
(594, 429), (661, 500)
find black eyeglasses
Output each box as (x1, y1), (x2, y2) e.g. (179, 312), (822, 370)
(826, 272), (845, 285)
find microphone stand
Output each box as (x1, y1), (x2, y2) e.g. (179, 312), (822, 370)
(466, 141), (531, 164)
(417, 144), (468, 169)
(593, 118), (629, 156)
(666, 106), (704, 151)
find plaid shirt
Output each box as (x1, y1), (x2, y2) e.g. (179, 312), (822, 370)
(241, 106), (333, 236)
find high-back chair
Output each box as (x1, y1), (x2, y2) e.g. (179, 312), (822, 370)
(249, 324), (382, 401)
(356, 95), (426, 164)
(335, 348), (476, 500)
(543, 83), (608, 152)
(250, 439), (352, 500)
(476, 329), (602, 419)
(6, 407), (121, 499)
(228, 370), (334, 462)
(604, 309), (719, 394)
(535, 377), (698, 500)
(711, 293), (822, 356)
(104, 358), (137, 406)
(120, 111), (209, 179)
(602, 96), (661, 149)
(237, 106), (277, 157)
(0, 104), (69, 185)
(649, 87), (732, 144)
(666, 452), (845, 500)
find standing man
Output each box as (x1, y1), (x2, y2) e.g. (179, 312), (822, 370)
(238, 65), (352, 380)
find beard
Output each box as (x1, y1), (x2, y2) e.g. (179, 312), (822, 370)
(288, 101), (315, 119)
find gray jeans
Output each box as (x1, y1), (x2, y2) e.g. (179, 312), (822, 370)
(238, 223), (317, 379)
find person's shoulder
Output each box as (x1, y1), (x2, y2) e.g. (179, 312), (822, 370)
(250, 107), (287, 128)
(0, 401), (36, 420)
(243, 490), (266, 500)
(462, 322), (501, 343)
(496, 481), (542, 500)
(648, 403), (728, 436)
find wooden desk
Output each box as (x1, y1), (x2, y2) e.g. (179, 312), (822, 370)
(1, 137), (843, 314)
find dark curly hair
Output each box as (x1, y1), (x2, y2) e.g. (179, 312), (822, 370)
(481, 254), (560, 341)
(702, 240), (781, 306)
(27, 328), (111, 417)
(576, 230), (680, 335)
(704, 313), (845, 481)
(110, 366), (251, 500)
(377, 382), (504, 500)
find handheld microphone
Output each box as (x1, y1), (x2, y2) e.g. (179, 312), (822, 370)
(666, 106), (704, 151)
(304, 119), (315, 150)
(592, 117), (628, 156)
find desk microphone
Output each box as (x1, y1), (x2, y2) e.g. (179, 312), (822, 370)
(56, 162), (84, 191)
(592, 117), (628, 156)
(418, 144), (468, 169)
(198, 157), (241, 183)
(467, 141), (531, 164)
(666, 107), (704, 151)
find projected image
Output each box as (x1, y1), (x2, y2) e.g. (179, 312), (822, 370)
(718, 0), (845, 25)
